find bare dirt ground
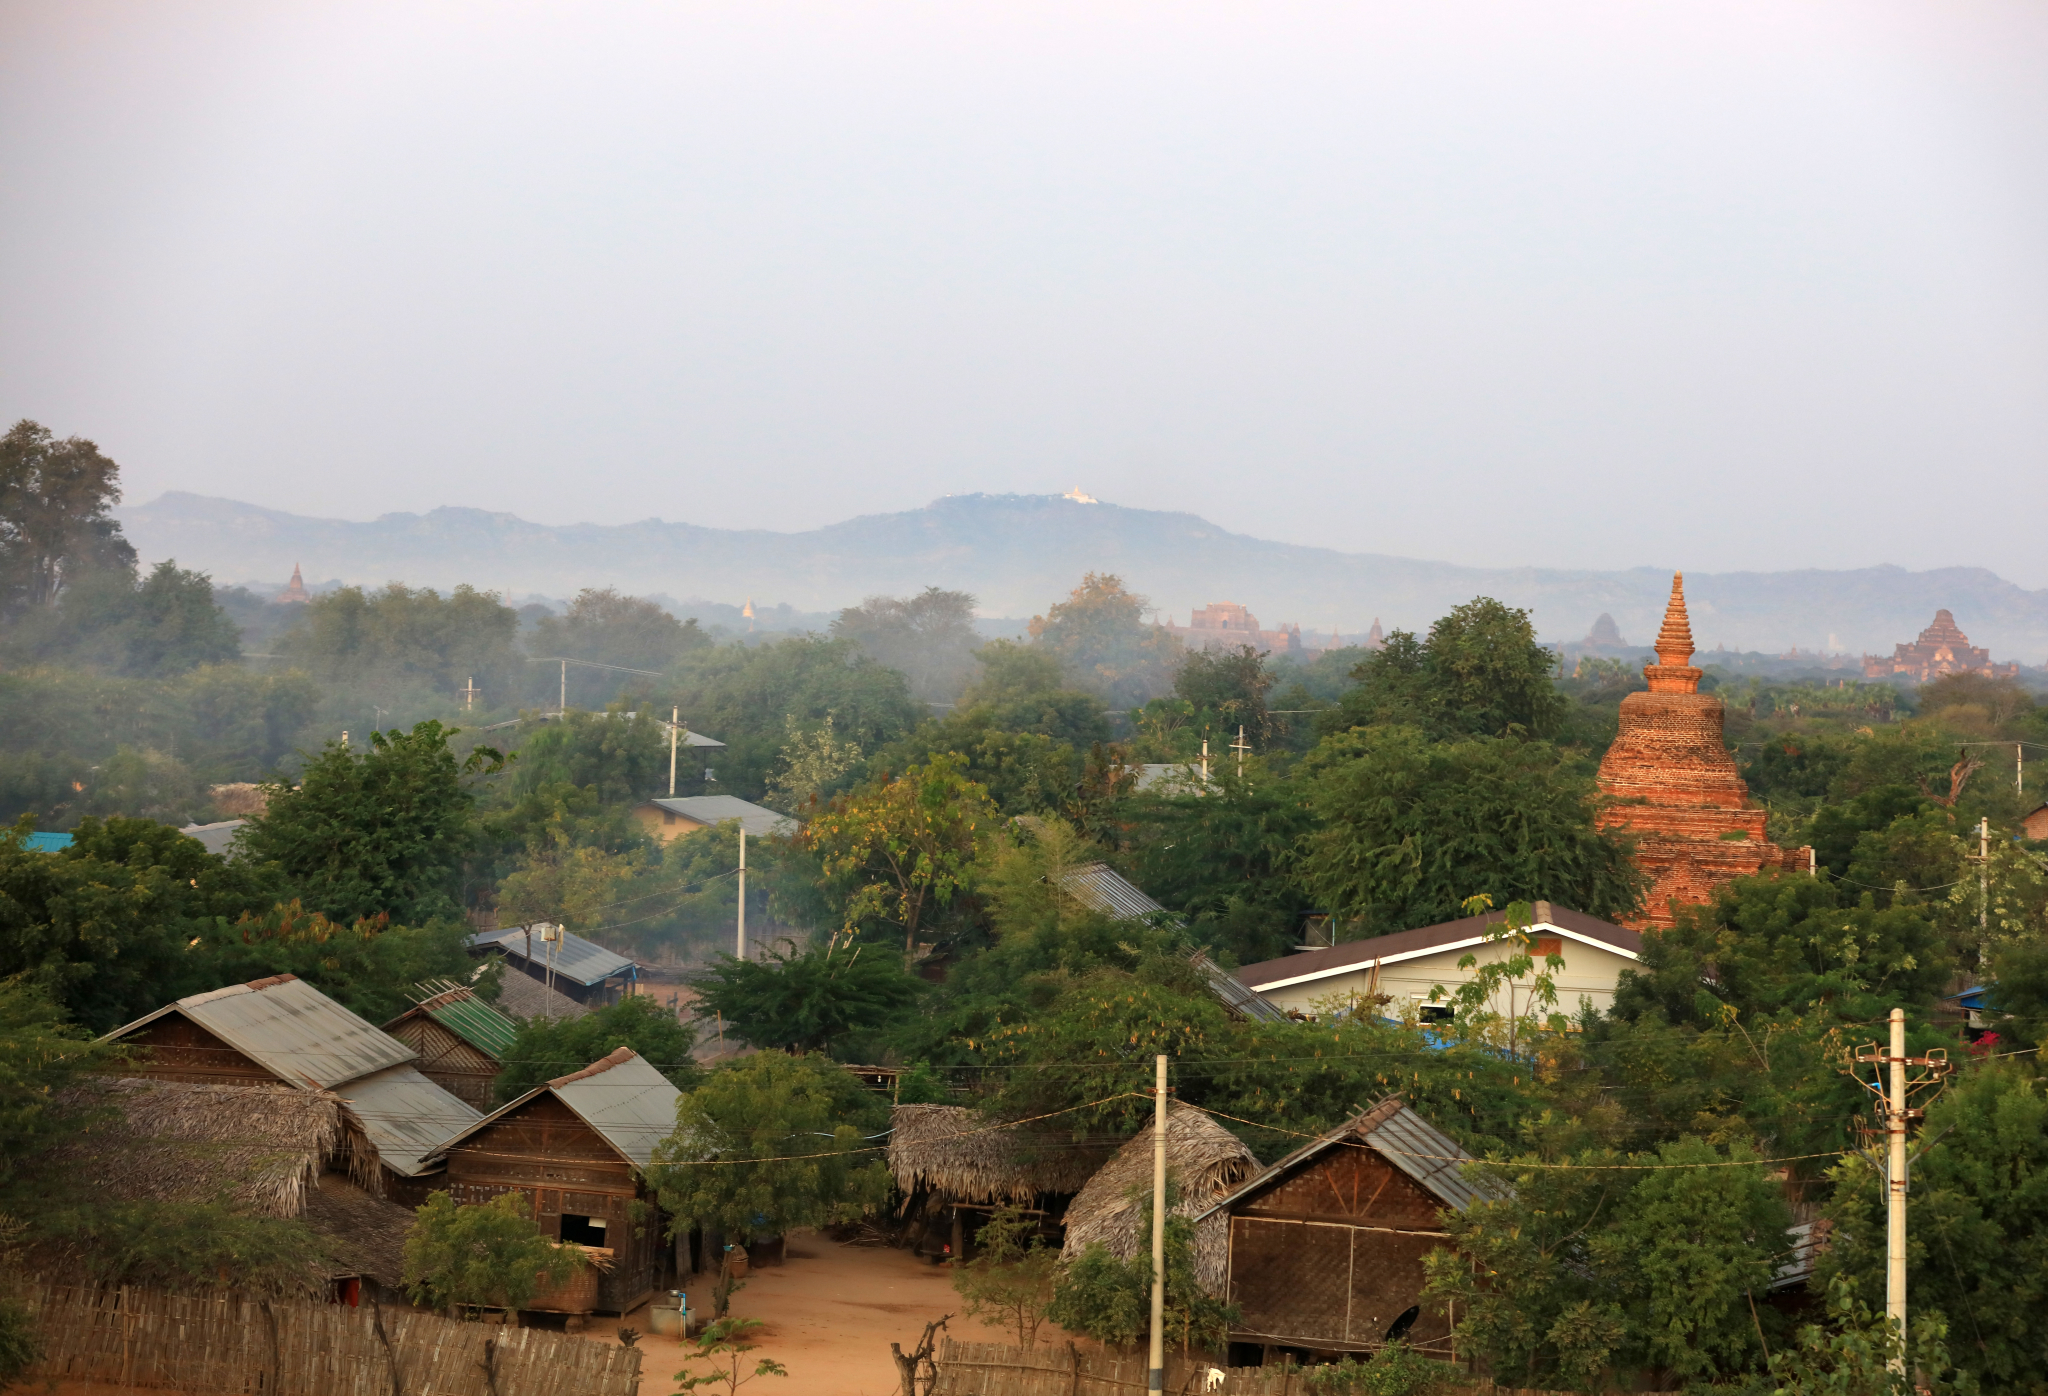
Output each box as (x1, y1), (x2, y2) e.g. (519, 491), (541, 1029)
(614, 1233), (1052, 1396)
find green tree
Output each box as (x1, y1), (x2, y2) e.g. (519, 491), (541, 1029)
(0, 419), (135, 613)
(805, 754), (998, 952)
(1328, 599), (1566, 740)
(1296, 726), (1644, 936)
(832, 587), (982, 704)
(493, 996), (700, 1103)
(764, 714), (864, 813)
(1173, 644), (1276, 747)
(507, 706), (671, 806)
(649, 1052), (890, 1242)
(1818, 1064), (2048, 1393)
(239, 720), (499, 925)
(1027, 574), (1180, 709)
(689, 936), (924, 1055)
(193, 901), (472, 1026)
(1045, 1199), (1236, 1355)
(951, 1204), (1058, 1345)
(1768, 1273), (1973, 1396)
(274, 582), (522, 706)
(403, 1191), (587, 1320)
(531, 588), (708, 706)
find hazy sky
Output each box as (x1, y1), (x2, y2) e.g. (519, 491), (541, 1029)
(4, 2), (2046, 584)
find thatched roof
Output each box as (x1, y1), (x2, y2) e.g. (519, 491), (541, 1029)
(56, 1078), (414, 1287)
(1058, 1102), (1258, 1294)
(59, 1077), (381, 1215)
(887, 1104), (1106, 1205)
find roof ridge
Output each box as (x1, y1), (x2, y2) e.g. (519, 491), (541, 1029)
(548, 1046), (637, 1088)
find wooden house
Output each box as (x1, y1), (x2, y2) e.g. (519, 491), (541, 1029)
(381, 980), (520, 1110)
(1195, 1096), (1491, 1362)
(428, 1047), (682, 1315)
(629, 795), (797, 846)
(99, 974), (484, 1200)
(467, 925), (639, 1008)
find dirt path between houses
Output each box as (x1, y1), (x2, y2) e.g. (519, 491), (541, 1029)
(613, 1233), (1059, 1395)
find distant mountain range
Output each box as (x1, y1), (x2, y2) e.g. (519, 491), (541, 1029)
(118, 491), (2048, 664)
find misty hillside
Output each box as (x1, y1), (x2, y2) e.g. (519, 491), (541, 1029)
(120, 490), (2048, 662)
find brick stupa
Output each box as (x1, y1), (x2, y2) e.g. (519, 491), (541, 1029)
(1595, 573), (1808, 928)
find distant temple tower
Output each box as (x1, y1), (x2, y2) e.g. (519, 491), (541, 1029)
(1862, 610), (2016, 682)
(1583, 613), (1626, 647)
(1366, 618), (1384, 650)
(1595, 574), (1808, 928)
(275, 564), (310, 604)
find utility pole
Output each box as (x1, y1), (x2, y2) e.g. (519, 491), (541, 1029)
(1980, 817), (1991, 942)
(2019, 742), (2025, 798)
(1148, 1054), (1167, 1395)
(560, 659), (568, 715)
(737, 828), (747, 961)
(461, 677), (479, 711)
(1199, 737), (1210, 786)
(1851, 1011), (1952, 1382)
(670, 707), (680, 797)
(1231, 724), (1250, 779)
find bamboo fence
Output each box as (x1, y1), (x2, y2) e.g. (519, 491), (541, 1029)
(23, 1282), (643, 1396)
(930, 1340), (1574, 1396)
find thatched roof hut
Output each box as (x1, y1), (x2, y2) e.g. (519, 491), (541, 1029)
(1058, 1102), (1258, 1294)
(55, 1077), (415, 1287)
(887, 1104), (1106, 1206)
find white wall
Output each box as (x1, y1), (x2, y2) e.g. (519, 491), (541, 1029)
(1248, 933), (1638, 1023)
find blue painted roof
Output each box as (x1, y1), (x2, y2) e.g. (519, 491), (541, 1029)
(22, 832), (72, 852)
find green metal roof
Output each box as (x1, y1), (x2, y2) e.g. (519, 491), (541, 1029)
(412, 980), (521, 1059)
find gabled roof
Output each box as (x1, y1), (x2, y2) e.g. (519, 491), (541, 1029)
(1197, 1096), (1497, 1221)
(177, 819), (246, 858)
(639, 796), (799, 838)
(1236, 901), (1640, 995)
(385, 980), (521, 1059)
(468, 925), (637, 988)
(430, 1048), (682, 1171)
(104, 974), (417, 1089)
(333, 1064), (483, 1176)
(1191, 950), (1288, 1023)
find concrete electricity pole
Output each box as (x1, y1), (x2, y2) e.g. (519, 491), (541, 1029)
(1148, 1054), (1167, 1394)
(670, 707), (680, 797)
(737, 828), (748, 961)
(1853, 1009), (1952, 1381)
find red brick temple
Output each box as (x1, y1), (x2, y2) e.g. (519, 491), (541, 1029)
(1595, 573), (1809, 928)
(1862, 609), (2017, 682)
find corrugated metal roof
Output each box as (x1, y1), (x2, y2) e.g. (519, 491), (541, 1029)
(338, 1063), (484, 1176)
(1191, 950), (1288, 1023)
(428, 1048), (681, 1171)
(402, 981), (521, 1058)
(1196, 1096), (1495, 1223)
(468, 926), (636, 989)
(1061, 862), (1167, 920)
(106, 976), (418, 1089)
(642, 796), (799, 838)
(177, 819), (246, 858)
(22, 831), (72, 852)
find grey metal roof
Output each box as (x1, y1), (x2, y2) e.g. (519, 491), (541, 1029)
(178, 819), (246, 858)
(338, 1063), (484, 1176)
(491, 968), (592, 1021)
(642, 796), (799, 838)
(1061, 862), (1167, 920)
(105, 976), (417, 1090)
(1191, 950), (1288, 1023)
(1134, 763), (1215, 795)
(429, 1048), (681, 1171)
(1196, 1096), (1495, 1223)
(469, 925), (637, 989)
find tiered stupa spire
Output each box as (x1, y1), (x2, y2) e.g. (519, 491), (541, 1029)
(1594, 571), (1809, 927)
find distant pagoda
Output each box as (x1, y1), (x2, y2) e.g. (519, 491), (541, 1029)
(275, 564), (310, 604)
(1595, 573), (1808, 928)
(1862, 610), (2016, 683)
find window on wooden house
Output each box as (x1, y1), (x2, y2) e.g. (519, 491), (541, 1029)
(560, 1214), (609, 1247)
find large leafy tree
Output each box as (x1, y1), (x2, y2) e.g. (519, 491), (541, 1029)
(1027, 573), (1180, 709)
(805, 753), (998, 952)
(274, 582), (522, 704)
(1328, 597), (1566, 740)
(492, 996), (699, 1102)
(649, 1052), (890, 1241)
(1295, 726), (1644, 935)
(530, 587), (708, 707)
(239, 720), (498, 925)
(689, 936), (924, 1055)
(0, 419), (135, 614)
(403, 1192), (587, 1318)
(1172, 643), (1276, 747)
(831, 586), (982, 704)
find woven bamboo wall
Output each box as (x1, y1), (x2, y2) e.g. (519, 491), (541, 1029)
(930, 1340), (1574, 1396)
(24, 1282), (642, 1396)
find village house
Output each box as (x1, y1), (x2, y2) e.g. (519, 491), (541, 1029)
(1058, 1102), (1258, 1289)
(629, 794), (800, 845)
(98, 974), (484, 1199)
(53, 1076), (415, 1303)
(1196, 1096), (1490, 1363)
(469, 924), (640, 1008)
(427, 1047), (682, 1317)
(886, 1103), (1106, 1261)
(1234, 900), (1641, 1022)
(380, 980), (521, 1110)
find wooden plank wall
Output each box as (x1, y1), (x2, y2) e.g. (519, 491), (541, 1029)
(23, 1282), (642, 1396)
(931, 1340), (1574, 1396)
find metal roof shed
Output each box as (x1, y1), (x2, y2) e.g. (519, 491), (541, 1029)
(1194, 1096), (1496, 1357)
(468, 925), (638, 1007)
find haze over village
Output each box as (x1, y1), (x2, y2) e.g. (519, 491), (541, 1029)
(2, 5), (2047, 1396)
